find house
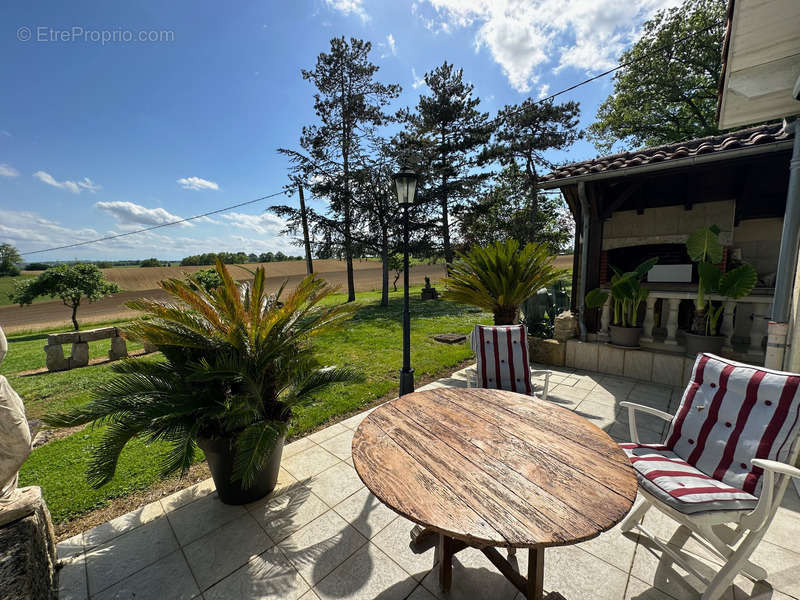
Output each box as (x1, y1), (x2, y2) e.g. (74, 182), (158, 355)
(538, 0), (800, 384)
(540, 123), (794, 386)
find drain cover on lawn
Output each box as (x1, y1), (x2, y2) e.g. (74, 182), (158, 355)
(433, 333), (467, 344)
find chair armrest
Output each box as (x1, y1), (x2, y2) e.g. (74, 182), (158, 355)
(751, 458), (800, 479)
(619, 402), (673, 421)
(619, 402), (674, 444)
(530, 370), (551, 401)
(530, 369), (552, 376)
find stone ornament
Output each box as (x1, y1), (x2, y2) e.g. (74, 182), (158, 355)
(0, 326), (32, 501)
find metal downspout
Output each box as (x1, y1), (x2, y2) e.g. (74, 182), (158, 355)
(577, 182), (590, 341)
(768, 119), (800, 369)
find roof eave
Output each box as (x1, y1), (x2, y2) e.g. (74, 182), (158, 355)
(539, 138), (793, 190)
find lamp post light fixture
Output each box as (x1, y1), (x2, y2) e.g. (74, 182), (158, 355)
(393, 165), (418, 396)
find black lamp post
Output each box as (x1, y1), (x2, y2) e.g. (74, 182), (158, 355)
(393, 165), (418, 396)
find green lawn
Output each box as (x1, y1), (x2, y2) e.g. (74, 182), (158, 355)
(6, 287), (488, 524)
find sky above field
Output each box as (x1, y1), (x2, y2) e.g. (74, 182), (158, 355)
(0, 0), (681, 261)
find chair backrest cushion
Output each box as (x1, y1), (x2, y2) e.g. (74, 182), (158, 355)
(665, 353), (800, 495)
(470, 324), (532, 395)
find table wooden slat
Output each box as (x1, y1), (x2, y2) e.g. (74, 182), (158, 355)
(352, 388), (637, 549)
(351, 419), (504, 546)
(441, 389), (638, 501)
(393, 393), (635, 531)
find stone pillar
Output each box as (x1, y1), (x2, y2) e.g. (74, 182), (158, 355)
(0, 487), (58, 600)
(108, 336), (127, 361)
(640, 296), (657, 343)
(598, 296), (611, 342)
(664, 298), (681, 345)
(720, 301), (736, 352)
(69, 342), (89, 368)
(43, 345), (68, 373)
(142, 342), (158, 354)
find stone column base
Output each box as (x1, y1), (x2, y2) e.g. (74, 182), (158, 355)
(108, 336), (128, 360)
(43, 345), (68, 372)
(0, 486), (58, 600)
(69, 342), (89, 368)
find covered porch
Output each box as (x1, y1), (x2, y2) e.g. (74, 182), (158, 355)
(540, 123), (797, 372)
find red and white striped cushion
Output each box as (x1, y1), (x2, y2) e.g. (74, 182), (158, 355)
(664, 353), (800, 496)
(470, 324), (532, 395)
(620, 443), (758, 514)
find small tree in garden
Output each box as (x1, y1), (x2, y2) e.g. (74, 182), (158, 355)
(442, 240), (566, 325)
(11, 264), (120, 330)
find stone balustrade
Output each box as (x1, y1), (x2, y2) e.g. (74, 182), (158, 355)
(596, 289), (772, 361)
(43, 327), (127, 372)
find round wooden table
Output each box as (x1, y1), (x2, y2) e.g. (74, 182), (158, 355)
(352, 387), (638, 599)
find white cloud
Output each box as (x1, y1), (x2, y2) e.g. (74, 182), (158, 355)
(221, 212), (287, 235)
(177, 176), (219, 191)
(0, 163), (19, 177)
(0, 130), (11, 137)
(0, 209), (295, 261)
(538, 83), (550, 99)
(33, 170), (101, 194)
(386, 33), (397, 56)
(95, 201), (193, 228)
(411, 68), (426, 89)
(416, 0), (682, 92)
(323, 0), (369, 22)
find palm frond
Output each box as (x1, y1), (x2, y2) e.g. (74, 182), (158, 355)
(232, 420), (287, 488)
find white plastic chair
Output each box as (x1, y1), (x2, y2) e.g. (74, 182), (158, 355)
(619, 353), (800, 600)
(467, 324), (551, 401)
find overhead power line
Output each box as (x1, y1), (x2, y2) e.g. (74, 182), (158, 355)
(20, 190), (286, 256)
(18, 19), (723, 256)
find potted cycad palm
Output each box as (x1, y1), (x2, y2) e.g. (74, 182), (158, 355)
(684, 226), (758, 357)
(442, 240), (566, 325)
(585, 258), (658, 348)
(44, 261), (362, 504)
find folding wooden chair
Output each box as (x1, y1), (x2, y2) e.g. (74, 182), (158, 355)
(619, 353), (800, 600)
(467, 324), (551, 401)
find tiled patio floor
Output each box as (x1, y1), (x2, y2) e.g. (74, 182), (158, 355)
(57, 366), (800, 600)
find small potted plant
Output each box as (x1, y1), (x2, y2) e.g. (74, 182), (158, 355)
(44, 260), (362, 505)
(585, 258), (658, 348)
(420, 276), (439, 300)
(684, 225), (757, 357)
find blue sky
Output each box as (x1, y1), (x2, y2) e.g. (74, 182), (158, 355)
(0, 0), (680, 261)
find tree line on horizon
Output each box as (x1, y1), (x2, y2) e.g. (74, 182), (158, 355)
(270, 0), (724, 306)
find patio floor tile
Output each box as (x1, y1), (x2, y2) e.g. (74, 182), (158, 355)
(314, 543), (418, 600)
(83, 499), (164, 549)
(203, 546), (309, 600)
(574, 397), (620, 429)
(319, 428), (356, 461)
(333, 487), (399, 539)
(339, 408), (377, 431)
(283, 437), (318, 459)
(279, 509), (368, 587)
(371, 516), (436, 581)
(308, 462), (365, 507)
(167, 492), (247, 546)
(183, 513), (273, 591)
(85, 515), (178, 595)
(624, 575), (682, 600)
(575, 521), (638, 573)
(58, 554), (87, 600)
(420, 546), (518, 600)
(160, 478), (217, 513)
(92, 549), (198, 600)
(57, 533), (84, 560)
(247, 483), (329, 543)
(307, 422), (350, 444)
(281, 444), (341, 480)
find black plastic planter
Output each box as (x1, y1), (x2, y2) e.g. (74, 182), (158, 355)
(198, 435), (285, 505)
(684, 332), (725, 358)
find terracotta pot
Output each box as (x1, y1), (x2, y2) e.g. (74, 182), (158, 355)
(609, 325), (643, 348)
(197, 434), (285, 505)
(684, 332), (725, 359)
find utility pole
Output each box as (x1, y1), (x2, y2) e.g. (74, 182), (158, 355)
(297, 183), (313, 275)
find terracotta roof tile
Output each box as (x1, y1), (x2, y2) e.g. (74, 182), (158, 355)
(542, 123), (793, 184)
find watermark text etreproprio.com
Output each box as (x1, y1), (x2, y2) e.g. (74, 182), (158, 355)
(16, 26), (174, 45)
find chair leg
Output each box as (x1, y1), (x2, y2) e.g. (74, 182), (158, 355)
(701, 529), (768, 600)
(621, 497), (651, 533)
